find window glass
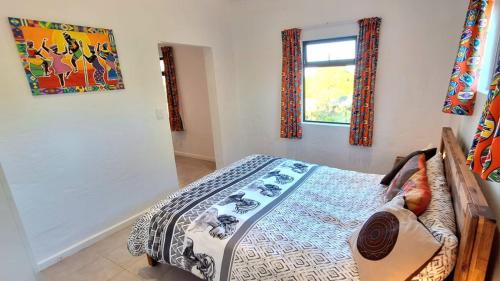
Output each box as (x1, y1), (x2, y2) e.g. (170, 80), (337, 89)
(303, 37), (356, 124)
(306, 40), (356, 62)
(304, 66), (354, 123)
(160, 59), (165, 73)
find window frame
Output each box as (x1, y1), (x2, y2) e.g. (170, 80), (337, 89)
(302, 35), (357, 125)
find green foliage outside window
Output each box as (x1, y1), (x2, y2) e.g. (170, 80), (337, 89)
(304, 65), (355, 124)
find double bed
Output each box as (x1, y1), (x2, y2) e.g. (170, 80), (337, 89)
(127, 128), (496, 281)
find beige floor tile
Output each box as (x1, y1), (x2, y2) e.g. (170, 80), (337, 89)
(108, 270), (143, 281)
(175, 156), (215, 187)
(163, 266), (202, 281)
(38, 272), (55, 281)
(126, 258), (171, 281)
(101, 244), (142, 268)
(67, 256), (122, 281)
(42, 246), (101, 281)
(92, 227), (132, 256)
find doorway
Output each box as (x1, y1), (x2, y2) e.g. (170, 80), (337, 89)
(158, 43), (217, 187)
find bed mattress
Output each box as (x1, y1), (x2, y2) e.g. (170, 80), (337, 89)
(128, 155), (456, 281)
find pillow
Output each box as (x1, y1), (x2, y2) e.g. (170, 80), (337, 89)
(402, 164), (431, 216)
(420, 152), (456, 232)
(350, 196), (442, 281)
(385, 153), (426, 201)
(411, 152), (458, 280)
(380, 148), (437, 185)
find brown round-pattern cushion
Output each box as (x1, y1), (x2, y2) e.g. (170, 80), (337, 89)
(357, 211), (399, 260)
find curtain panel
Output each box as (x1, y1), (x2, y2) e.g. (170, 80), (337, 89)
(442, 0), (495, 116)
(280, 28), (303, 139)
(466, 55), (500, 182)
(349, 17), (382, 147)
(161, 46), (184, 132)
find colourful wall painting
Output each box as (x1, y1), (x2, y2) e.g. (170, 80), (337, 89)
(9, 17), (125, 95)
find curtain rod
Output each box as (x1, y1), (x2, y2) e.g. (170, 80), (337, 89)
(299, 19), (356, 31)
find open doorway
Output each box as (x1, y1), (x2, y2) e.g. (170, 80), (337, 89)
(158, 43), (216, 188)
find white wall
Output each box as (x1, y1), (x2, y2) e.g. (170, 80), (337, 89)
(229, 0), (464, 174)
(0, 0), (242, 268)
(163, 44), (215, 161)
(0, 165), (38, 281)
(452, 2), (500, 276)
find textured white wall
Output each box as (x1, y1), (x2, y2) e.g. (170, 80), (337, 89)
(166, 44), (215, 161)
(229, 0), (464, 174)
(0, 165), (38, 281)
(0, 0), (241, 267)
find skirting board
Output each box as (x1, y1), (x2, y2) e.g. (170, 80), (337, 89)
(174, 151), (215, 162)
(36, 210), (144, 271)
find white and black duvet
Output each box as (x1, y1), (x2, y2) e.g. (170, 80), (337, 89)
(128, 155), (457, 281)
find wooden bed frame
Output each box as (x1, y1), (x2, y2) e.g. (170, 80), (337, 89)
(147, 127), (496, 281)
(440, 127), (496, 281)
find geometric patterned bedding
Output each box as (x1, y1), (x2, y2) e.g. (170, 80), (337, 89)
(128, 154), (457, 281)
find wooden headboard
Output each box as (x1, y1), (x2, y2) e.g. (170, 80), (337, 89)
(440, 127), (496, 281)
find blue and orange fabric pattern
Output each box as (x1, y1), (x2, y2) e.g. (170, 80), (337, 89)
(467, 54), (500, 182)
(349, 17), (382, 146)
(161, 46), (184, 132)
(280, 28), (303, 139)
(443, 0), (494, 116)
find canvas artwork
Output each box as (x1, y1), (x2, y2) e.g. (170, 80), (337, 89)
(9, 17), (125, 95)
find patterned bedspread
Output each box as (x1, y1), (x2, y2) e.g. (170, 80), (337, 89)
(128, 155), (455, 281)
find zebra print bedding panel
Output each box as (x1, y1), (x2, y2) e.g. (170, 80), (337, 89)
(127, 155), (457, 281)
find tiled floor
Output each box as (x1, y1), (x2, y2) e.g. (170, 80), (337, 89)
(175, 155), (216, 187)
(40, 156), (215, 281)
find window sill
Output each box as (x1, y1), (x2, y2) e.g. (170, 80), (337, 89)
(302, 121), (350, 128)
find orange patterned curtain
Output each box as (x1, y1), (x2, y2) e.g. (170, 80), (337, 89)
(280, 28), (303, 139)
(161, 46), (184, 131)
(442, 0), (495, 115)
(466, 55), (500, 182)
(349, 17), (382, 147)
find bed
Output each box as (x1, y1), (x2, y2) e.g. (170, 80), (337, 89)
(127, 127), (496, 281)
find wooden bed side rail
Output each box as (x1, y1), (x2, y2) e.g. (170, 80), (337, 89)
(440, 127), (496, 281)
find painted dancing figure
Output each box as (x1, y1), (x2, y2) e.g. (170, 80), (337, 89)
(83, 44), (106, 85)
(63, 32), (83, 72)
(41, 39), (72, 87)
(26, 40), (51, 77)
(97, 43), (118, 80)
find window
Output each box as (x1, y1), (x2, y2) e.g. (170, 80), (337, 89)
(303, 36), (357, 124)
(160, 57), (166, 88)
(479, 23), (500, 94)
(160, 57), (165, 76)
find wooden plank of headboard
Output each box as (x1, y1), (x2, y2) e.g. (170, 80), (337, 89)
(440, 127), (496, 281)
